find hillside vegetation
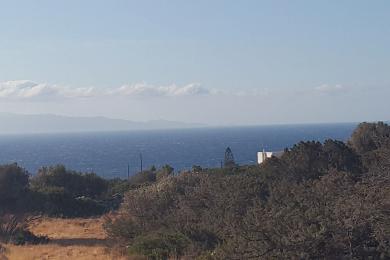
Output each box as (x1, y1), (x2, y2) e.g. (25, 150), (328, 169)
(106, 122), (390, 259)
(0, 122), (389, 259)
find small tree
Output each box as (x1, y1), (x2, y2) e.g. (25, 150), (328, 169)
(0, 164), (29, 211)
(224, 147), (236, 168)
(156, 165), (174, 181)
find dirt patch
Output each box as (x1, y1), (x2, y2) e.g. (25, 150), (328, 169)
(2, 217), (127, 260)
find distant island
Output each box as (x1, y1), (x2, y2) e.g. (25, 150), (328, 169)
(0, 113), (206, 134)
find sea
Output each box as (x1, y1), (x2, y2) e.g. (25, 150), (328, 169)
(0, 123), (358, 178)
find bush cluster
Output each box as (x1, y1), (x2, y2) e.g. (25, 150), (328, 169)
(0, 164), (130, 218)
(0, 161), (176, 245)
(0, 164), (132, 244)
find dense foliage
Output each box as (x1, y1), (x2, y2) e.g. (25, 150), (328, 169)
(105, 122), (390, 259)
(0, 165), (128, 245)
(0, 162), (177, 245)
(0, 164), (29, 213)
(31, 165), (108, 198)
(0, 164), (130, 218)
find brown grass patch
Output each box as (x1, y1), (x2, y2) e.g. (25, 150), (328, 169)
(1, 217), (128, 260)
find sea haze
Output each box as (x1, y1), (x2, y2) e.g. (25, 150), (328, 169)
(0, 123), (358, 178)
(0, 113), (205, 134)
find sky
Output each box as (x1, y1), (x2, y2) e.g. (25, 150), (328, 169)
(0, 0), (389, 126)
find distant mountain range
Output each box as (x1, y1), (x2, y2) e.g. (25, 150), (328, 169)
(0, 113), (206, 134)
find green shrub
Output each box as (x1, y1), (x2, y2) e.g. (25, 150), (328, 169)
(104, 216), (141, 242)
(0, 164), (29, 211)
(9, 229), (49, 245)
(31, 165), (108, 198)
(107, 178), (131, 196)
(281, 139), (363, 180)
(30, 186), (106, 217)
(128, 231), (190, 260)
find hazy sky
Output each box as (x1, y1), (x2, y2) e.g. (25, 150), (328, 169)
(0, 0), (389, 125)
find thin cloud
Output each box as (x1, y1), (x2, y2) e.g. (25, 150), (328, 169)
(315, 84), (347, 94)
(0, 80), (276, 100)
(113, 82), (210, 97)
(0, 80), (215, 100)
(233, 88), (271, 97)
(0, 80), (96, 100)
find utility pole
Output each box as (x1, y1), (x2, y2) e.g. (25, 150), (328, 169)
(127, 163), (130, 180)
(140, 153), (143, 172)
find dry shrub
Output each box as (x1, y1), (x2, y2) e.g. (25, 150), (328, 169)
(0, 215), (48, 245)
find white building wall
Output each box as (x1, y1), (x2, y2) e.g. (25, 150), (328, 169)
(257, 151), (274, 164)
(257, 151), (285, 164)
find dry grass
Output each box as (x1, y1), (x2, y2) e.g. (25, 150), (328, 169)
(1, 217), (129, 260)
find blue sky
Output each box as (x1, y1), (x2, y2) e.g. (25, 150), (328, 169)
(0, 1), (389, 125)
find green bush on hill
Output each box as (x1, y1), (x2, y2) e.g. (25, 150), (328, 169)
(0, 164), (29, 213)
(0, 163), (176, 218)
(30, 165), (108, 198)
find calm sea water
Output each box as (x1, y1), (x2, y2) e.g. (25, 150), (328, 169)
(0, 123), (357, 178)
